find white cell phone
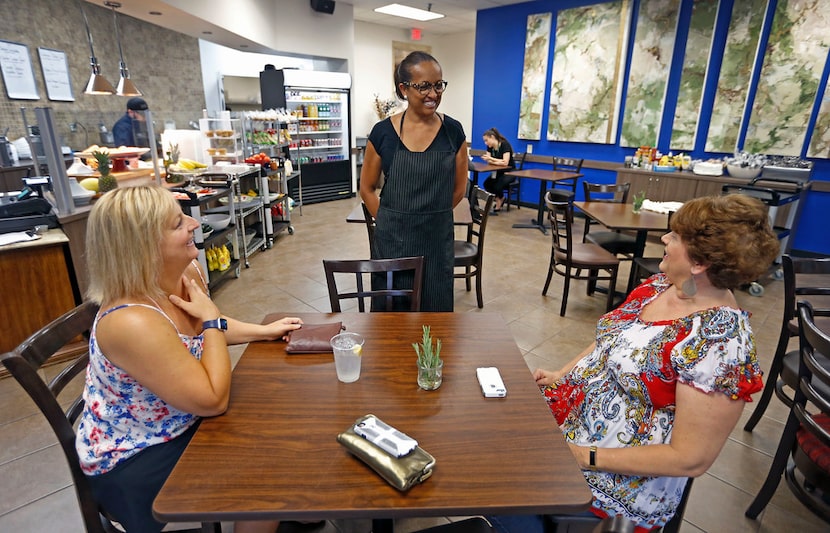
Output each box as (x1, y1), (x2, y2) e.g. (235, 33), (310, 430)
(477, 367), (507, 398)
(353, 415), (418, 458)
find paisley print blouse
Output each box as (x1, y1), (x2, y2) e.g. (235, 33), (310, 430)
(542, 274), (763, 530)
(75, 304), (202, 476)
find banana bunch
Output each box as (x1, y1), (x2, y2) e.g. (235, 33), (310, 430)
(177, 158), (208, 170)
(168, 158), (208, 173)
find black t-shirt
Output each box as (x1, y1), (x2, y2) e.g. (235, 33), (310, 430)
(488, 140), (515, 169)
(368, 114), (466, 177)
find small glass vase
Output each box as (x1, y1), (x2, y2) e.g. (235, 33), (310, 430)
(632, 202), (643, 214)
(417, 360), (443, 391)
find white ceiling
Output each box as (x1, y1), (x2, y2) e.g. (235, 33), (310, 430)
(84, 0), (531, 50)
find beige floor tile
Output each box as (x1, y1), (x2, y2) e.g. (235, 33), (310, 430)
(0, 195), (816, 532)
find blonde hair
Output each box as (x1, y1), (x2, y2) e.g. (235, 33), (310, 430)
(85, 186), (181, 303)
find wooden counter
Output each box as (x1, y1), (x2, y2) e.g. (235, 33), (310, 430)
(0, 229), (78, 354)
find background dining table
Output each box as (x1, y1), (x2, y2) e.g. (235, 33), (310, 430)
(468, 160), (507, 190)
(505, 168), (583, 234)
(153, 312), (591, 531)
(573, 201), (671, 258)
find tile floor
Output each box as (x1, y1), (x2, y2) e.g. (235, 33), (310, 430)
(0, 195), (826, 532)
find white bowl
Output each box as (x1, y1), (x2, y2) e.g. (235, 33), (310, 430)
(726, 163), (762, 180)
(201, 214), (231, 231)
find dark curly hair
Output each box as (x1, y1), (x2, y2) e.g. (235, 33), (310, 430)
(394, 51), (440, 99)
(670, 195), (780, 290)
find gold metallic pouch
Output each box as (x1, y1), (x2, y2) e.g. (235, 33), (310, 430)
(336, 414), (435, 491)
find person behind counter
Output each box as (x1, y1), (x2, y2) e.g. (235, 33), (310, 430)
(489, 194), (780, 532)
(112, 96), (149, 148)
(359, 51), (468, 311)
(76, 186), (303, 533)
(480, 127), (514, 211)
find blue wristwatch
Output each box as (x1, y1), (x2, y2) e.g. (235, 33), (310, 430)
(202, 318), (228, 331)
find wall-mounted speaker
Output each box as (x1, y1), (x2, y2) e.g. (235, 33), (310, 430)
(310, 0), (335, 15)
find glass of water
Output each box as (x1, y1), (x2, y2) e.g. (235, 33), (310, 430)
(330, 332), (364, 383)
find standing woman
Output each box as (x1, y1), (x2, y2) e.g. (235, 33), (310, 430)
(359, 51), (468, 311)
(481, 127), (514, 211)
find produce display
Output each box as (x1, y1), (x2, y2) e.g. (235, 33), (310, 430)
(244, 152), (271, 165)
(167, 158), (208, 173)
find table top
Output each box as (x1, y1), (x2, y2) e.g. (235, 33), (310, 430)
(468, 160), (506, 173)
(504, 168), (583, 182)
(574, 201), (669, 232)
(346, 198), (473, 225)
(153, 312), (591, 523)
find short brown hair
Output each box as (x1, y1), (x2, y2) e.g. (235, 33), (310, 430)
(671, 195), (780, 290)
(85, 186), (181, 303)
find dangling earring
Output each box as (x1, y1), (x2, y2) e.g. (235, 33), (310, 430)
(681, 274), (697, 298)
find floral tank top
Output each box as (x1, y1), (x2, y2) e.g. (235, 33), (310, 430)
(75, 303), (202, 475)
(542, 274), (763, 530)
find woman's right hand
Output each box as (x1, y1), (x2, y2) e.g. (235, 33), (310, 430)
(169, 275), (222, 322)
(533, 368), (565, 386)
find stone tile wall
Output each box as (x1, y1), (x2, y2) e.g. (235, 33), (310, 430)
(0, 0), (204, 150)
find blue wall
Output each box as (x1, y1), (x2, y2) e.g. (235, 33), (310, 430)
(472, 0), (829, 255)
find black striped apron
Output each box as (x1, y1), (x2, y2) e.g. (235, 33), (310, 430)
(371, 111), (457, 312)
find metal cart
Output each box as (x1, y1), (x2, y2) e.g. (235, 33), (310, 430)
(722, 170), (810, 296)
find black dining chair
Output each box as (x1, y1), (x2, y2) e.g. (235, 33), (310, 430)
(746, 301), (830, 521)
(323, 256), (425, 312)
(543, 188), (620, 316)
(0, 301), (219, 533)
(360, 202), (376, 251)
(625, 211), (675, 295)
(551, 156), (584, 194)
(743, 255), (830, 432)
(582, 181), (639, 260)
(504, 151), (526, 211)
(454, 186), (495, 308)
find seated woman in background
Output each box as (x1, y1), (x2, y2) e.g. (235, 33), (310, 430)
(75, 186), (303, 533)
(480, 127), (514, 211)
(490, 194), (780, 532)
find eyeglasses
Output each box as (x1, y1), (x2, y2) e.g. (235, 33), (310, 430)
(402, 80), (448, 95)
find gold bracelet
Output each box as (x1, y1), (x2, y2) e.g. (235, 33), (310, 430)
(588, 445), (598, 471)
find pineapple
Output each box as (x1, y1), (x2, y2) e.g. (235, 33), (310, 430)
(93, 151), (117, 193)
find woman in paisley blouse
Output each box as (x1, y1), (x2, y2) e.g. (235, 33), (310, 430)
(76, 186), (302, 533)
(494, 194), (780, 533)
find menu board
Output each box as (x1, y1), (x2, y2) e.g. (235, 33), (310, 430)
(0, 40), (38, 100)
(38, 47), (74, 101)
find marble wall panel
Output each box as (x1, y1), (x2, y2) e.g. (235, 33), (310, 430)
(807, 82), (830, 158)
(744, 0), (830, 156)
(547, 1), (631, 144)
(704, 0), (768, 153)
(620, 0), (681, 148)
(517, 13), (552, 140)
(670, 0), (719, 150)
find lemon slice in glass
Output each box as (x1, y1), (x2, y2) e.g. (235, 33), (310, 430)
(352, 344), (362, 356)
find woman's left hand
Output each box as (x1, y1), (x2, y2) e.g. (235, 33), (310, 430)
(266, 316), (303, 341)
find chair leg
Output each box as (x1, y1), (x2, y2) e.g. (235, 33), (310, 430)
(745, 412), (801, 519)
(543, 252), (555, 296)
(466, 266), (472, 292)
(743, 367), (782, 432)
(560, 272), (571, 316)
(476, 271), (484, 308)
(605, 268), (617, 312)
(586, 269), (598, 295)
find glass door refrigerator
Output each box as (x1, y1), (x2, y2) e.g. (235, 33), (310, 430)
(281, 70), (352, 205)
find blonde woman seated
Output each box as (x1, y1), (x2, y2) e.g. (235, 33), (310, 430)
(490, 194), (780, 532)
(75, 186), (303, 533)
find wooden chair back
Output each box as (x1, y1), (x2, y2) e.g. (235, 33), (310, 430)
(552, 156), (584, 193)
(360, 202), (376, 250)
(0, 302), (107, 532)
(545, 188), (577, 261)
(454, 187), (495, 308)
(323, 256), (425, 312)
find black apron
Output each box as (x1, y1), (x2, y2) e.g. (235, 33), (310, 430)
(371, 111), (457, 312)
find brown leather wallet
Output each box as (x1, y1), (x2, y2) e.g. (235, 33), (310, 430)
(285, 322), (345, 353)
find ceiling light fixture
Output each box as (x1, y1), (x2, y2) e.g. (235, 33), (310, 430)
(105, 1), (142, 97)
(78, 0), (115, 95)
(374, 3), (444, 22)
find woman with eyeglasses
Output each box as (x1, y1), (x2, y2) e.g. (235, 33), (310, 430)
(359, 51), (468, 311)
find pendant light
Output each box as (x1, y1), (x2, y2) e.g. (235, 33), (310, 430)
(78, 0), (115, 95)
(105, 1), (142, 96)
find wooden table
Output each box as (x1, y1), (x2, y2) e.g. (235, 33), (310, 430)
(573, 201), (670, 258)
(505, 169), (583, 234)
(468, 160), (506, 189)
(153, 312), (591, 529)
(346, 198), (473, 226)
